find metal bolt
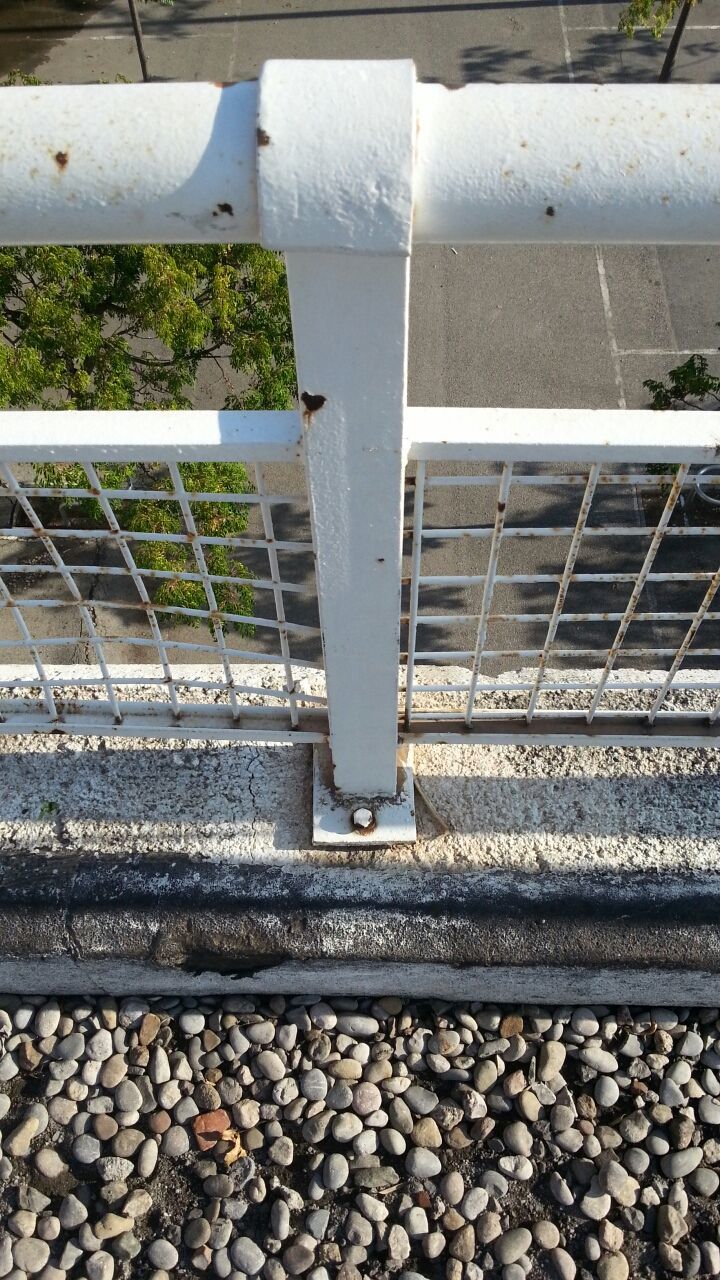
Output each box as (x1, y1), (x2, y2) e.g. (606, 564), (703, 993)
(351, 806), (376, 834)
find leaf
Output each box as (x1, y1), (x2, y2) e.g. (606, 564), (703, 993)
(220, 1128), (246, 1165)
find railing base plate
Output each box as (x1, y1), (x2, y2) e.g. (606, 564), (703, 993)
(312, 744), (416, 847)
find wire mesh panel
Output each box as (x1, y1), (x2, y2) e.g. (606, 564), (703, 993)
(0, 450), (326, 742)
(404, 455), (720, 742)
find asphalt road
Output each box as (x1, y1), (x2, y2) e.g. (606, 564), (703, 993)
(1, 0), (720, 684)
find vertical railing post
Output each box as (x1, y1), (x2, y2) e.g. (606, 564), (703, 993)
(257, 61), (417, 844)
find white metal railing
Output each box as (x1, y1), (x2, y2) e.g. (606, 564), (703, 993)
(1, 63), (720, 844)
(403, 410), (720, 747)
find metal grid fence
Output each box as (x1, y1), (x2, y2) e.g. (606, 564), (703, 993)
(404, 414), (720, 745)
(0, 432), (326, 742)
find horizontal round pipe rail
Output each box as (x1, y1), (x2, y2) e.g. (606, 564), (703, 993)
(1, 74), (719, 246)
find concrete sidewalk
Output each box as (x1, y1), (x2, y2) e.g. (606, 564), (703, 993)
(2, 666), (720, 1000)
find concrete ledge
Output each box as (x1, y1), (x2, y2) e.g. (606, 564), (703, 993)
(2, 855), (720, 1000)
(3, 666), (720, 998)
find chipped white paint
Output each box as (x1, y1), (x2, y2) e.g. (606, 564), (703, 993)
(0, 410), (302, 463)
(257, 60), (416, 253)
(0, 82), (260, 245)
(412, 83), (720, 245)
(3, 74), (720, 248)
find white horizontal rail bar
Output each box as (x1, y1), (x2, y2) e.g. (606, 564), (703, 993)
(0, 411), (302, 462)
(411, 679), (720, 693)
(0, 562), (310, 594)
(7, 407), (710, 466)
(423, 474), (720, 488)
(407, 407), (720, 462)
(0, 82), (260, 245)
(413, 84), (720, 245)
(401, 730), (720, 746)
(0, 707), (327, 744)
(2, 77), (720, 247)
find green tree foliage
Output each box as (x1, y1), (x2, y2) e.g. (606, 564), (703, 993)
(0, 234), (295, 633)
(618, 0), (697, 38)
(645, 347), (720, 410)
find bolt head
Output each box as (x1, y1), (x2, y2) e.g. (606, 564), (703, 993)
(351, 806), (375, 832)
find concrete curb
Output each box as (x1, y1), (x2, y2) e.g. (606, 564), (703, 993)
(2, 856), (720, 1000)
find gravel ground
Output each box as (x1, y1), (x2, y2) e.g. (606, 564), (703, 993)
(2, 999), (720, 1280)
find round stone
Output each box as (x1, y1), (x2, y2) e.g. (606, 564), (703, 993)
(185, 1218), (212, 1248)
(283, 1244), (315, 1275)
(381, 1128), (406, 1156)
(301, 1070), (328, 1102)
(495, 1228), (532, 1266)
(450, 1225), (476, 1263)
(597, 1254), (630, 1280)
(579, 1046), (619, 1073)
(595, 1077), (621, 1108)
(115, 1079), (143, 1112)
(404, 1086), (438, 1115)
(619, 1111), (651, 1144)
(550, 1247), (577, 1280)
(271, 1200), (290, 1241)
(256, 1051), (285, 1081)
(179, 1012), (205, 1035)
(323, 1153), (349, 1191)
(405, 1207), (429, 1237)
(147, 1240), (178, 1269)
(86, 1029), (114, 1062)
(533, 1221), (561, 1250)
(335, 1015), (379, 1038)
(580, 1180), (612, 1221)
(6, 1117), (39, 1157)
(405, 1148), (442, 1179)
(204, 1174), (234, 1198)
(440, 1171), (465, 1206)
(572, 1008), (600, 1036)
(35, 1148), (68, 1179)
(474, 1061), (499, 1092)
(538, 1041), (567, 1081)
(12, 1239), (50, 1275)
(353, 1082), (382, 1116)
(95, 1114), (119, 1142)
(72, 1133), (102, 1164)
(498, 1154), (534, 1181)
(333, 1114), (364, 1142)
(690, 1166), (720, 1197)
(35, 1001), (61, 1039)
(661, 1148), (703, 1179)
(503, 1120), (533, 1156)
(230, 1237), (266, 1275)
(138, 1138), (160, 1175)
(87, 1252), (114, 1280)
(54, 1032), (84, 1061)
(356, 1193), (388, 1223)
(113, 1129), (144, 1159)
(195, 1082), (221, 1112)
(268, 1137), (294, 1166)
(699, 1096), (720, 1126)
(101, 1056), (127, 1088)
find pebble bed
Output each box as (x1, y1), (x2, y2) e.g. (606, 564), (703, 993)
(1, 998), (720, 1280)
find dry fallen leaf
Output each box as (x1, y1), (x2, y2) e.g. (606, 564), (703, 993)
(220, 1127), (245, 1165)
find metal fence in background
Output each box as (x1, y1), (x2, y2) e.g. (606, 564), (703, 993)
(404, 411), (720, 746)
(0, 412), (325, 742)
(1, 63), (720, 843)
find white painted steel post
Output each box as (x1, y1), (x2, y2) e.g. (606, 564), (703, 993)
(257, 62), (416, 827)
